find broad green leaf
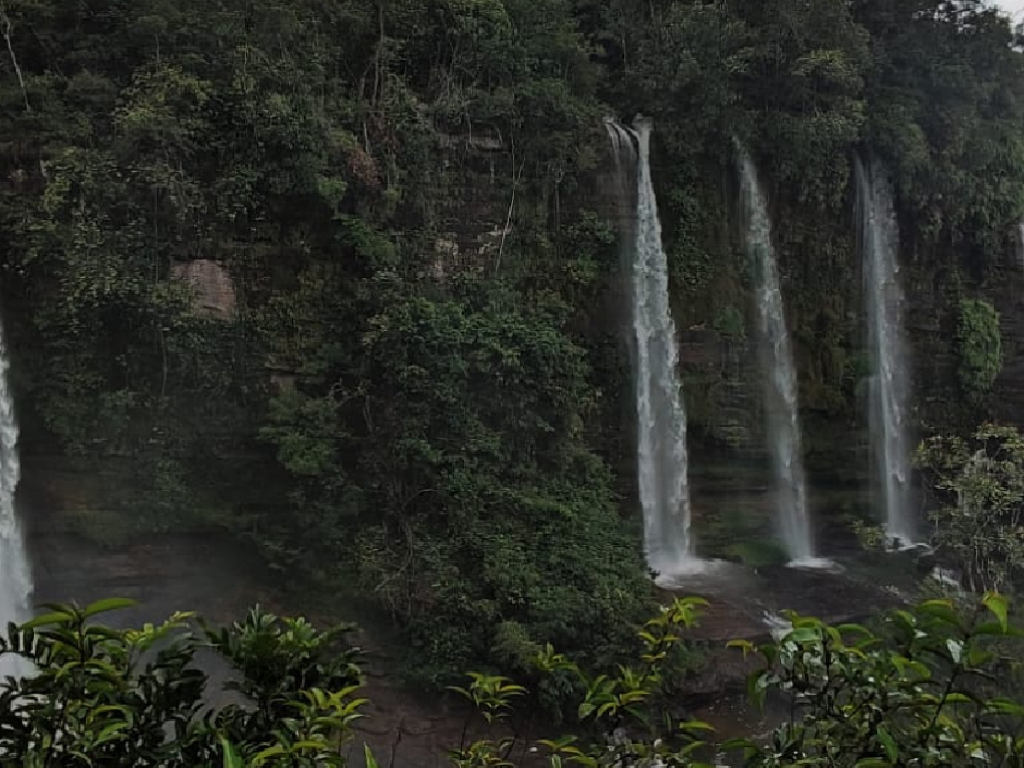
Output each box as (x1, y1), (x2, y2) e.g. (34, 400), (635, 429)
(252, 744), (287, 765)
(986, 698), (1024, 716)
(21, 611), (75, 630)
(82, 597), (138, 619)
(918, 600), (961, 628)
(92, 722), (129, 747)
(679, 720), (715, 733)
(983, 593), (1009, 632)
(878, 725), (898, 762)
(220, 737), (243, 768)
(727, 639), (755, 656)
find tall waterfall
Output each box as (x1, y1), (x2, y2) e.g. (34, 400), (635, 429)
(736, 149), (816, 564)
(855, 156), (915, 546)
(0, 315), (30, 676)
(1019, 222), (1024, 272)
(605, 118), (699, 576)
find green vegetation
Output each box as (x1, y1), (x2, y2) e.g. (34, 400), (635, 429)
(0, 0), (1021, 690)
(918, 423), (1024, 593)
(0, 598), (365, 766)
(261, 280), (654, 687)
(7, 594), (1024, 767)
(725, 592), (1024, 768)
(956, 299), (1003, 408)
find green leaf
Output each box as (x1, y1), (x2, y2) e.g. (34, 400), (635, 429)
(986, 697), (1024, 716)
(877, 725), (898, 762)
(81, 597), (138, 619)
(21, 611), (75, 629)
(290, 741), (329, 752)
(678, 720), (715, 733)
(918, 600), (961, 628)
(974, 621), (1019, 637)
(836, 623), (873, 637)
(943, 691), (974, 705)
(92, 722), (128, 747)
(252, 744), (287, 765)
(983, 592), (1008, 632)
(364, 744), (380, 768)
(727, 639), (755, 656)
(220, 737), (243, 768)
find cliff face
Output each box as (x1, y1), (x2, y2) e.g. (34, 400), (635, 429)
(976, 252), (1024, 426)
(10, 120), (1020, 530)
(586, 137), (1024, 487)
(171, 261), (237, 320)
(432, 130), (513, 279)
(903, 252), (960, 435)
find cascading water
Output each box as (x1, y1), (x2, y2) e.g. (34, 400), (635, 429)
(605, 118), (701, 577)
(1019, 222), (1024, 272)
(855, 156), (915, 547)
(0, 316), (31, 677)
(736, 147), (818, 565)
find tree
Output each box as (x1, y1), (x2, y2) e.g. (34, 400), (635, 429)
(856, 0), (1024, 251)
(730, 592), (1024, 767)
(956, 298), (1003, 408)
(917, 423), (1024, 593)
(262, 277), (655, 688)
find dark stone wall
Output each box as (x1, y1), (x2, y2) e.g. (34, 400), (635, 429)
(584, 141), (1024, 490)
(978, 249), (1024, 428)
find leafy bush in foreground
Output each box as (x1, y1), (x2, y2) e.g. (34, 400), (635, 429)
(1, 594), (1023, 767)
(0, 598), (363, 767)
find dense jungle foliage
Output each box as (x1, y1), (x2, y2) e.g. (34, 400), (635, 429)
(5, 594), (1024, 767)
(0, 0), (1022, 687)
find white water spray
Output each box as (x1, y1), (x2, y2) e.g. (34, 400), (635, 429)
(605, 118), (703, 577)
(855, 156), (916, 546)
(736, 147), (819, 565)
(0, 316), (30, 677)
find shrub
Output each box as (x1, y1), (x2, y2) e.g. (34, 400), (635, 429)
(956, 298), (1002, 406)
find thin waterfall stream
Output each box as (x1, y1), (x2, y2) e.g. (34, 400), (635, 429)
(855, 156), (916, 546)
(736, 147), (826, 567)
(0, 313), (31, 676)
(605, 118), (707, 577)
(1019, 222), (1024, 272)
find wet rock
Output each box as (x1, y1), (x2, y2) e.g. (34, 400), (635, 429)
(171, 260), (236, 320)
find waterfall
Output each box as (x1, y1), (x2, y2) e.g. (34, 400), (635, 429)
(855, 156), (915, 546)
(736, 148), (818, 564)
(0, 315), (30, 677)
(1019, 222), (1024, 272)
(605, 118), (701, 576)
